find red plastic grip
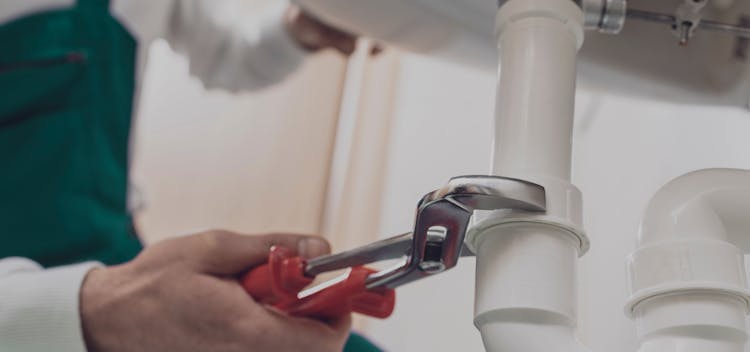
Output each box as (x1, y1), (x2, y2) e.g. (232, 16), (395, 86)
(241, 246), (395, 320)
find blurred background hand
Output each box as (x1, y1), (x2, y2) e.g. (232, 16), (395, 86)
(284, 4), (358, 55)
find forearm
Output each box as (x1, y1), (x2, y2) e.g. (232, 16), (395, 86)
(0, 258), (101, 352)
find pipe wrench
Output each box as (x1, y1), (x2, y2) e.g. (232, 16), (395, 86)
(241, 175), (546, 319)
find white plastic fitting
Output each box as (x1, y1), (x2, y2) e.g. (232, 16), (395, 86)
(626, 169), (750, 352)
(491, 0), (584, 182)
(466, 0), (589, 351)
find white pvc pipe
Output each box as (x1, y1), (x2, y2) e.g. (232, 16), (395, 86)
(637, 169), (750, 245)
(479, 321), (586, 352)
(474, 223), (586, 352)
(471, 0), (589, 351)
(626, 169), (750, 352)
(491, 0), (582, 181)
(634, 294), (747, 352)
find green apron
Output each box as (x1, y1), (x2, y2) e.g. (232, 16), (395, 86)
(0, 2), (381, 351)
(0, 0), (141, 267)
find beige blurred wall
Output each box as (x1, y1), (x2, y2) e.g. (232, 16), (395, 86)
(131, 33), (400, 258)
(131, 40), (348, 244)
(321, 46), (401, 252)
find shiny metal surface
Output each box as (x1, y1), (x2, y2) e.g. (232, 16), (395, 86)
(305, 233), (412, 276)
(499, 0), (579, 8)
(305, 230), (475, 277)
(627, 8), (750, 40)
(303, 176), (546, 290)
(365, 175), (546, 289)
(600, 0), (627, 34)
(625, 8), (673, 25)
(421, 175), (546, 212)
(583, 0), (627, 34)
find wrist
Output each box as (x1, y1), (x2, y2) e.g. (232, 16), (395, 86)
(80, 267), (110, 352)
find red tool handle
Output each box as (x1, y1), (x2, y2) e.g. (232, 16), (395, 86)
(241, 246), (396, 320)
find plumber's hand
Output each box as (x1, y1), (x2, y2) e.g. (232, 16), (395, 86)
(80, 231), (350, 352)
(284, 4), (358, 55)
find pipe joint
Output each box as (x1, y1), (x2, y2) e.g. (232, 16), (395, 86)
(496, 0), (585, 51)
(625, 238), (750, 318)
(467, 175), (589, 256)
(627, 168), (750, 351)
(469, 178), (588, 351)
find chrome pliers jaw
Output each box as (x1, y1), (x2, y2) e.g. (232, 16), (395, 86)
(305, 175), (547, 290)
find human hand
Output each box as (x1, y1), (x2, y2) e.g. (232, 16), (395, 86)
(284, 5), (358, 55)
(80, 231), (350, 352)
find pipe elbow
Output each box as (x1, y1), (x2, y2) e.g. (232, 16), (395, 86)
(626, 169), (750, 351)
(639, 168), (750, 246)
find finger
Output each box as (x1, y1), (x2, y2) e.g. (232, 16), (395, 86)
(187, 231), (331, 275)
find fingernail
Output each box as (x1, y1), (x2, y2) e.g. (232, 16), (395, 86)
(298, 237), (329, 259)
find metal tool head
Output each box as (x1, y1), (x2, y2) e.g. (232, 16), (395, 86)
(421, 175), (546, 212)
(364, 175), (546, 289)
(303, 176), (545, 290)
(305, 175), (546, 292)
(305, 232), (414, 277)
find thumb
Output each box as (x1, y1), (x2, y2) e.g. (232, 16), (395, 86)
(187, 231), (331, 275)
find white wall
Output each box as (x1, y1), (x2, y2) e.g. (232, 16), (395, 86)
(366, 54), (495, 352)
(131, 39), (347, 243)
(364, 53), (750, 351)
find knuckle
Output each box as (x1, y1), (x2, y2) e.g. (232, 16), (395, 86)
(199, 230), (234, 250)
(189, 230), (237, 268)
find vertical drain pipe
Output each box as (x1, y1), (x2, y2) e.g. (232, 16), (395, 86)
(626, 169), (750, 352)
(465, 0), (590, 351)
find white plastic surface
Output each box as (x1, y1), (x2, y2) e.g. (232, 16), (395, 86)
(470, 0), (589, 351)
(634, 294), (747, 352)
(294, 0), (496, 70)
(627, 169), (750, 352)
(479, 321), (590, 352)
(492, 0), (583, 182)
(474, 223), (579, 325)
(474, 223), (589, 352)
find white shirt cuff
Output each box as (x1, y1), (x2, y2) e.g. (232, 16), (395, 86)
(238, 0), (310, 88)
(0, 258), (102, 352)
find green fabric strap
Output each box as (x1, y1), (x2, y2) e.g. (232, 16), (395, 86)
(0, 0), (141, 267)
(345, 332), (384, 352)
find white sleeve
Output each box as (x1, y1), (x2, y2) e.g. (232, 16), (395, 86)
(0, 0), (74, 25)
(164, 0), (310, 92)
(0, 258), (102, 352)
